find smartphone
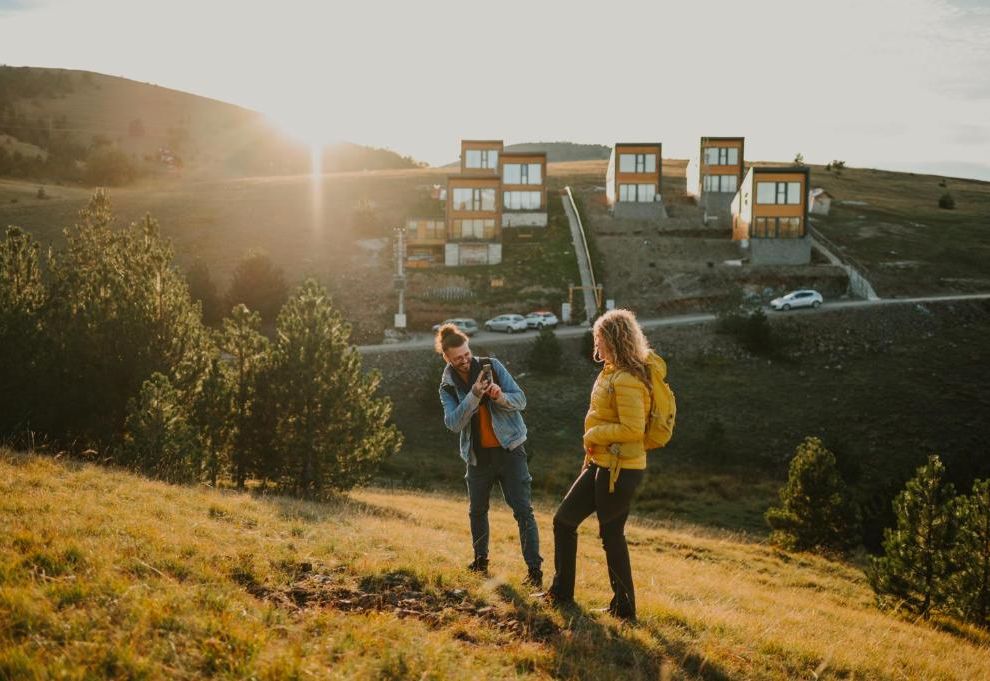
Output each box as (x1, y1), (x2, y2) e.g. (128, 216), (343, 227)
(481, 362), (493, 385)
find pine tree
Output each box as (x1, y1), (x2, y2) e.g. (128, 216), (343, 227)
(765, 436), (859, 552)
(186, 258), (224, 326)
(869, 454), (957, 618)
(269, 279), (401, 498)
(121, 373), (202, 483)
(45, 190), (212, 449)
(218, 304), (271, 489)
(529, 326), (562, 374)
(225, 251), (288, 328)
(949, 479), (990, 626)
(191, 356), (234, 487)
(0, 226), (46, 436)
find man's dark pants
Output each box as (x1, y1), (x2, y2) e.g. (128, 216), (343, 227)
(465, 445), (541, 571)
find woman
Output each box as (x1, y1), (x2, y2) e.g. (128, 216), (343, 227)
(544, 309), (664, 622)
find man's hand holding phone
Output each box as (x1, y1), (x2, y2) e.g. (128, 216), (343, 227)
(471, 364), (493, 398)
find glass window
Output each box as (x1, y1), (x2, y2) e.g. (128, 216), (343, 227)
(704, 148), (719, 165)
(503, 163), (542, 185)
(504, 191), (541, 209)
(787, 182), (802, 205)
(635, 154), (656, 173)
(452, 187), (496, 211)
(756, 182), (776, 204)
(619, 154), (635, 172)
(727, 148), (739, 165)
(452, 188), (473, 210)
(465, 149), (497, 169)
(637, 184), (656, 202)
(722, 175), (737, 193)
(528, 163), (542, 184)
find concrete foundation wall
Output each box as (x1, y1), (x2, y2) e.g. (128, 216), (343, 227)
(613, 202), (668, 220)
(502, 212), (548, 228)
(749, 236), (812, 265)
(700, 192), (734, 220)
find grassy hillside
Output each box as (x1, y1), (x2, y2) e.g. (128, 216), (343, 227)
(2, 450), (988, 680)
(804, 164), (990, 296)
(0, 66), (418, 182)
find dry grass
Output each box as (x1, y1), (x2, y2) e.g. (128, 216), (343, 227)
(2, 450), (988, 680)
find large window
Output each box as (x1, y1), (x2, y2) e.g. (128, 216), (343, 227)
(451, 187), (497, 211)
(407, 220), (444, 240)
(465, 149), (499, 170)
(703, 147), (739, 166)
(619, 153), (657, 174)
(756, 181), (802, 205)
(752, 216), (803, 238)
(618, 183), (657, 202)
(502, 163), (542, 185)
(503, 191), (542, 210)
(450, 219), (496, 240)
(703, 174), (737, 193)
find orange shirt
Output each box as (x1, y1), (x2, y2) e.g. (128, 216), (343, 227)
(477, 402), (500, 448)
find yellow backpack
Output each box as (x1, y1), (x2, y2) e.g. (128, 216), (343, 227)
(643, 354), (676, 450)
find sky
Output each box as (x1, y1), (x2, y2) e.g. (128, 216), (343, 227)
(2, 0), (990, 179)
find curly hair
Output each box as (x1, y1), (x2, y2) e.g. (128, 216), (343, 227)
(593, 309), (651, 388)
(434, 323), (468, 355)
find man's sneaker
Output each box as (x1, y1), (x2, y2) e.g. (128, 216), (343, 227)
(467, 557), (489, 576)
(524, 568), (543, 589)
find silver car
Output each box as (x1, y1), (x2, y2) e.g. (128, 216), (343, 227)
(431, 318), (479, 336)
(484, 314), (529, 334)
(770, 290), (823, 311)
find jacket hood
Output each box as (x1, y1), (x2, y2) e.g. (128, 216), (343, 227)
(646, 350), (667, 380)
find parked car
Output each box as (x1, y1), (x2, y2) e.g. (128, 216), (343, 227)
(431, 318), (479, 336)
(770, 289), (823, 311)
(484, 314), (529, 334)
(524, 310), (559, 329)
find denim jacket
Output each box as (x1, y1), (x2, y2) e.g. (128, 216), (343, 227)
(439, 357), (527, 463)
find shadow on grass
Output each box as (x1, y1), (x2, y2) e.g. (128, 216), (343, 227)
(494, 582), (736, 680)
(266, 494), (414, 524)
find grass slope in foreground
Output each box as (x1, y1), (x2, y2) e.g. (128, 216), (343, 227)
(2, 452), (989, 680)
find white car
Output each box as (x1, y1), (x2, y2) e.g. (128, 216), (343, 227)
(525, 310), (559, 329)
(431, 318), (479, 336)
(484, 314), (529, 334)
(770, 289), (823, 311)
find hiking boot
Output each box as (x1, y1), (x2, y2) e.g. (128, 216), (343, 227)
(532, 588), (573, 607)
(524, 567), (543, 589)
(467, 557), (489, 576)
(592, 606), (637, 624)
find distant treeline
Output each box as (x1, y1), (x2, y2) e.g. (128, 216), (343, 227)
(0, 65), (78, 102)
(504, 142), (612, 163)
(0, 190), (402, 498)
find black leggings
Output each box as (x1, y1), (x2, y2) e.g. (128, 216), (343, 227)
(550, 464), (644, 618)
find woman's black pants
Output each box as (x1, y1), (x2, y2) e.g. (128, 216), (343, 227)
(550, 463), (644, 619)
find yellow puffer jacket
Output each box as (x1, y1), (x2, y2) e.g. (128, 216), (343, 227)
(583, 353), (660, 492)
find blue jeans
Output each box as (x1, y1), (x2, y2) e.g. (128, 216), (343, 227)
(465, 445), (542, 571)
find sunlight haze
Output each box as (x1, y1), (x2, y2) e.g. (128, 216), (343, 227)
(2, 0), (989, 178)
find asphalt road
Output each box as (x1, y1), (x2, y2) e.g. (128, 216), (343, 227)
(357, 293), (990, 354)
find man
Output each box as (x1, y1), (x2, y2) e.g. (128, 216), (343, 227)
(435, 323), (542, 587)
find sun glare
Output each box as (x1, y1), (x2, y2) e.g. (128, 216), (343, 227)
(265, 108), (333, 177)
